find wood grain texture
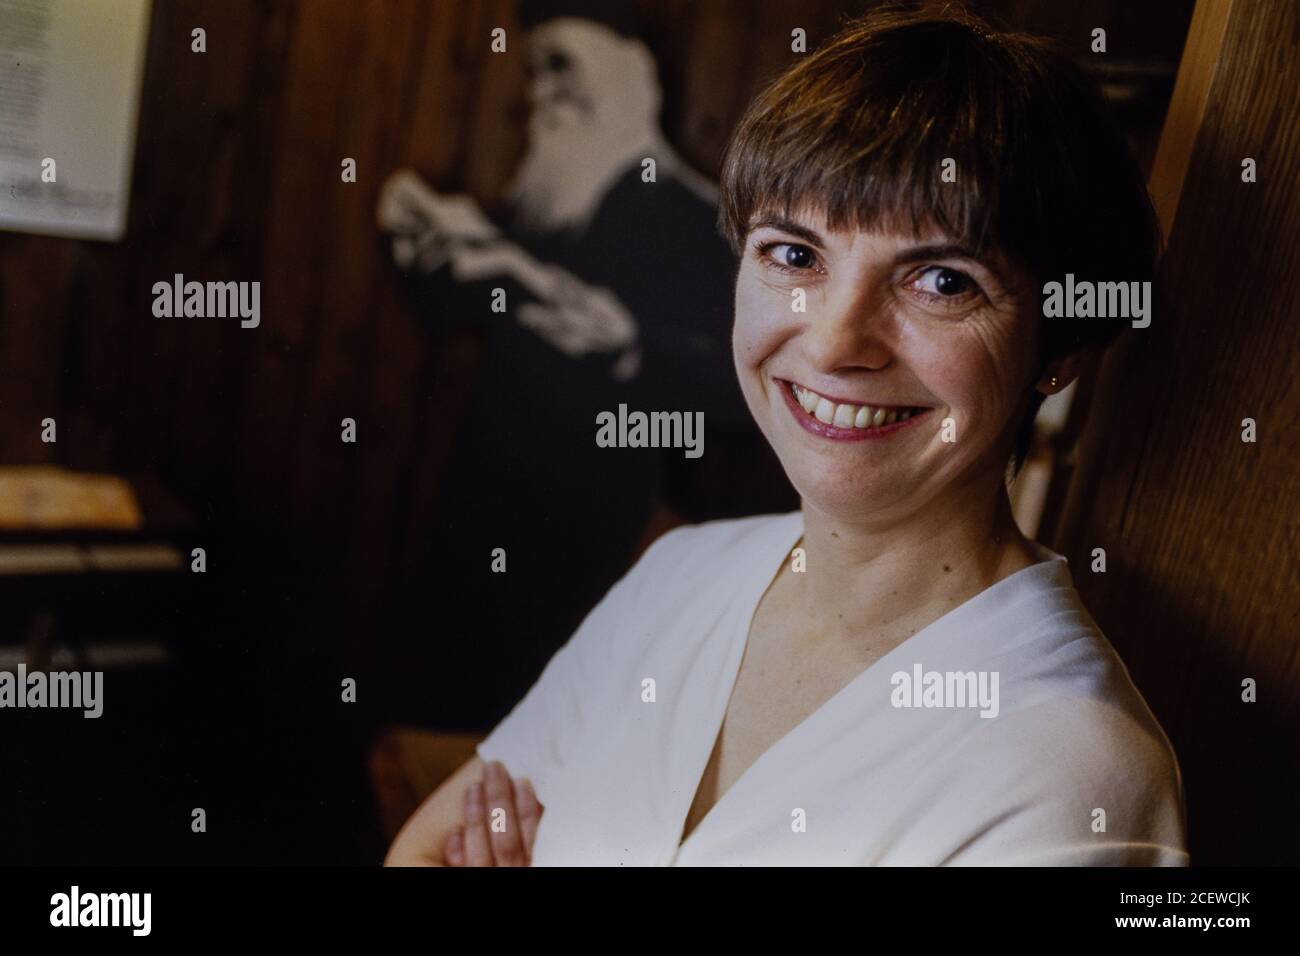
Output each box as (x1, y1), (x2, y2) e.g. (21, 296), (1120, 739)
(1054, 0), (1300, 865)
(1148, 0), (1235, 234)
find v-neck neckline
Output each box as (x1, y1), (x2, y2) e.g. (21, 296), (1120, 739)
(672, 511), (1067, 858)
(674, 511), (804, 851)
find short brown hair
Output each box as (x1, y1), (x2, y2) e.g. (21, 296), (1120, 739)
(717, 6), (1160, 471)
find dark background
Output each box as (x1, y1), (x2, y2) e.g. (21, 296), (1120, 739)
(0, 0), (1212, 864)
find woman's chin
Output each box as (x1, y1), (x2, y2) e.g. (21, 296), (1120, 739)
(788, 473), (915, 520)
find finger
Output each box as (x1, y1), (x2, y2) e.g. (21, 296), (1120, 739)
(436, 195), (500, 241)
(378, 202), (420, 234)
(451, 243), (534, 284)
(552, 314), (598, 357)
(538, 303), (626, 355)
(378, 181), (433, 232)
(443, 825), (465, 867)
(460, 780), (494, 866)
(449, 247), (509, 282)
(516, 302), (547, 324)
(375, 185), (407, 230)
(483, 761), (529, 867)
(512, 776), (543, 861)
(390, 173), (442, 218)
(517, 303), (563, 334)
(517, 304), (586, 356)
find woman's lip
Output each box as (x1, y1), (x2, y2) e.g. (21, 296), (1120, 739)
(776, 378), (932, 442)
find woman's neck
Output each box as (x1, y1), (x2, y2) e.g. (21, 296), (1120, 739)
(789, 475), (1038, 646)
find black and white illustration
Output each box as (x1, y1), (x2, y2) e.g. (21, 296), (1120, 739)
(372, 7), (791, 727)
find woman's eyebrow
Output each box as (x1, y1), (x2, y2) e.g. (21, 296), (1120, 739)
(893, 243), (980, 264)
(746, 215), (825, 248)
(894, 243), (1010, 283)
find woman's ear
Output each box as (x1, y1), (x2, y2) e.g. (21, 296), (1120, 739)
(1035, 350), (1087, 395)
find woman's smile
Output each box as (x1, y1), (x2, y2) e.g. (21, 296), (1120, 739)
(775, 376), (934, 442)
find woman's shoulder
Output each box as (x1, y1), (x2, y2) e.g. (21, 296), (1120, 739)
(958, 574), (1188, 853)
(1003, 575), (1178, 749)
(950, 683), (1188, 863)
(938, 601), (1188, 862)
(958, 558), (1183, 794)
(1001, 566), (1166, 727)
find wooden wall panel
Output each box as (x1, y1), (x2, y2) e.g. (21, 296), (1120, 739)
(1053, 0), (1300, 865)
(0, 238), (75, 463)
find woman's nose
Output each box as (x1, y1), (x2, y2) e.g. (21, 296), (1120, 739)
(801, 290), (894, 372)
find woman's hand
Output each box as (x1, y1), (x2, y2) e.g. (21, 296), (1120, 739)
(443, 760), (544, 866)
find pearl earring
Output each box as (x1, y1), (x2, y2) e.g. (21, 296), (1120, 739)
(1049, 376), (1059, 388)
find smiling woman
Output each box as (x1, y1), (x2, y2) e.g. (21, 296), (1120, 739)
(717, 9), (1158, 475)
(386, 7), (1185, 867)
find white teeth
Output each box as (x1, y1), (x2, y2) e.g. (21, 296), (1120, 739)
(790, 382), (918, 430)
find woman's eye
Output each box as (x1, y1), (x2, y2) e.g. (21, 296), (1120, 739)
(759, 242), (820, 273)
(906, 266), (985, 309)
(916, 266), (973, 296)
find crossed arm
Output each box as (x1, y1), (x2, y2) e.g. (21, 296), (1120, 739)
(384, 756), (544, 867)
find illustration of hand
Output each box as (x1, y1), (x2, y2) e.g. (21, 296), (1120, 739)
(376, 169), (500, 273)
(516, 268), (638, 359)
(445, 245), (640, 372)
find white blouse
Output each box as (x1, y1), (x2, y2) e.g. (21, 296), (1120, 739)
(476, 510), (1189, 866)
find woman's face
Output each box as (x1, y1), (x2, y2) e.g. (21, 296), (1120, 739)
(733, 206), (1041, 524)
